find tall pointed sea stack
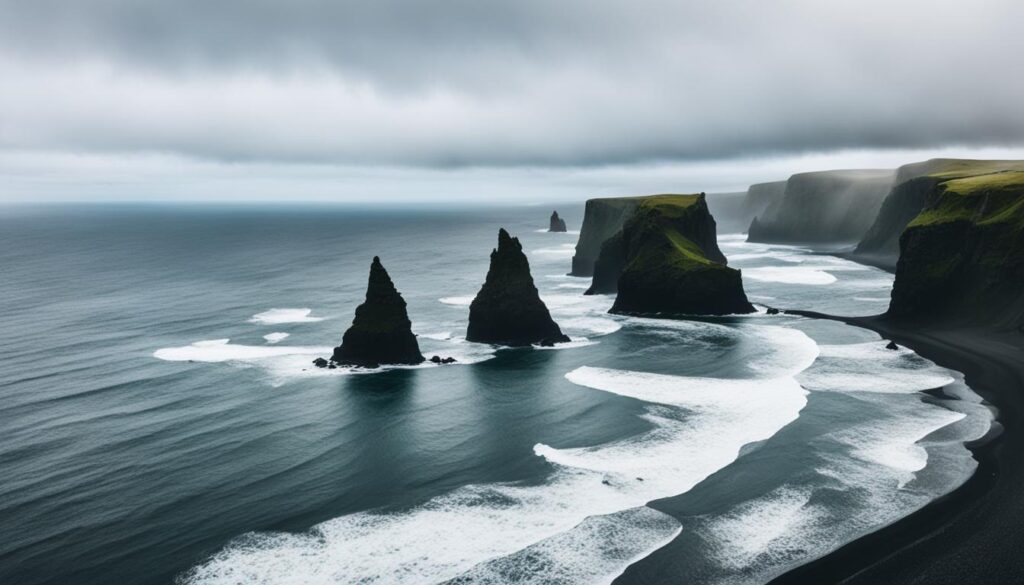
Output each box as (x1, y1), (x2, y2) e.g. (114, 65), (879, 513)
(549, 210), (568, 232)
(466, 229), (571, 346)
(331, 256), (424, 367)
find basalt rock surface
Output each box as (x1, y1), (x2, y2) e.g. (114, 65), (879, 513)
(549, 210), (568, 232)
(467, 229), (570, 346)
(331, 256), (425, 367)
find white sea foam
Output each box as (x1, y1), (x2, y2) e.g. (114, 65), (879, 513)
(530, 244), (576, 257)
(154, 339), (328, 362)
(249, 308), (324, 325)
(183, 330), (813, 585)
(557, 316), (622, 337)
(533, 338), (599, 351)
(418, 331), (453, 341)
(556, 282), (591, 290)
(439, 296), (474, 307)
(743, 266), (838, 285)
(799, 342), (956, 394)
(262, 332), (290, 344)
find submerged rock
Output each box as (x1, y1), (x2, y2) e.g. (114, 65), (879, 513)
(886, 340), (900, 350)
(549, 210), (568, 232)
(466, 229), (571, 346)
(331, 256), (425, 368)
(312, 357), (329, 368)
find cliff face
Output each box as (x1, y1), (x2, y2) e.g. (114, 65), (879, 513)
(595, 195), (754, 316)
(570, 197), (643, 276)
(467, 229), (571, 346)
(586, 194), (728, 295)
(888, 169), (1024, 330)
(549, 211), (568, 232)
(747, 170), (895, 244)
(740, 181), (786, 231)
(855, 159), (1024, 268)
(332, 257), (425, 367)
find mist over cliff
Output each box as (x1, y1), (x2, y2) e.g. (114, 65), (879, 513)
(747, 169), (895, 244)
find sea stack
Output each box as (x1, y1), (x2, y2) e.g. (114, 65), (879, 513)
(596, 195), (755, 316)
(330, 256), (425, 367)
(466, 229), (571, 346)
(549, 211), (568, 232)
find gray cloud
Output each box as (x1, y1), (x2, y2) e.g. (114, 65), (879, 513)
(1, 0), (1023, 169)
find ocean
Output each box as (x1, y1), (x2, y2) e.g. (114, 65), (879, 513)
(0, 204), (992, 584)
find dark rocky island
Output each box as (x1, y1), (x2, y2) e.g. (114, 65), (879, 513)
(466, 228), (571, 346)
(328, 256), (425, 368)
(583, 194), (754, 316)
(549, 210), (567, 232)
(747, 169), (895, 243)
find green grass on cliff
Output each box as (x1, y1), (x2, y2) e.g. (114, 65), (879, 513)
(624, 194), (723, 273)
(909, 169), (1024, 229)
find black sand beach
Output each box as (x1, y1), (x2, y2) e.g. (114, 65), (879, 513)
(771, 317), (1024, 585)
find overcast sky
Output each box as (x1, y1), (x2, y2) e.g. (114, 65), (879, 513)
(2, 0), (1024, 202)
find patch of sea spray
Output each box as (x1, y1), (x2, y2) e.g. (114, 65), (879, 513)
(181, 329), (818, 584)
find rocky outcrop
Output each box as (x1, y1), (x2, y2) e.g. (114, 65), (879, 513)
(747, 170), (895, 244)
(549, 211), (568, 232)
(330, 256), (425, 367)
(467, 229), (571, 346)
(570, 197), (644, 276)
(590, 195), (754, 316)
(586, 194), (728, 295)
(887, 167), (1024, 330)
(855, 159), (1024, 269)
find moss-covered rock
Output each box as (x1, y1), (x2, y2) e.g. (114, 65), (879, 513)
(467, 229), (571, 346)
(855, 159), (1024, 268)
(549, 210), (567, 232)
(602, 195), (755, 316)
(586, 194), (727, 295)
(888, 166), (1024, 329)
(331, 256), (425, 367)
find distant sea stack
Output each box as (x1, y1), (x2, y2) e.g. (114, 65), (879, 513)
(885, 163), (1024, 330)
(330, 256), (425, 367)
(466, 229), (571, 346)
(589, 194), (755, 316)
(549, 211), (568, 232)
(747, 170), (895, 244)
(570, 197), (644, 276)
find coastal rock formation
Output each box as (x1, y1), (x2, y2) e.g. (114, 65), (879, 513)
(747, 170), (895, 244)
(855, 159), (1024, 269)
(887, 166), (1024, 330)
(549, 211), (568, 232)
(570, 197), (644, 276)
(591, 195), (754, 316)
(331, 256), (425, 367)
(467, 229), (571, 346)
(586, 193), (728, 295)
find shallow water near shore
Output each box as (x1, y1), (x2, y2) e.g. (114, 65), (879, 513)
(0, 205), (991, 584)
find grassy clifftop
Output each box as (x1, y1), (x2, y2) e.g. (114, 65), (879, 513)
(888, 164), (1024, 329)
(605, 194), (754, 316)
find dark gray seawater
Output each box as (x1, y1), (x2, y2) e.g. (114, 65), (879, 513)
(0, 205), (993, 585)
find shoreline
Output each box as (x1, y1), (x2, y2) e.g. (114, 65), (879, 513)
(770, 312), (1024, 584)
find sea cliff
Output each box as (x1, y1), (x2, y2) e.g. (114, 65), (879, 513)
(748, 170), (894, 243)
(570, 197), (644, 276)
(887, 168), (1024, 330)
(855, 159), (1024, 269)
